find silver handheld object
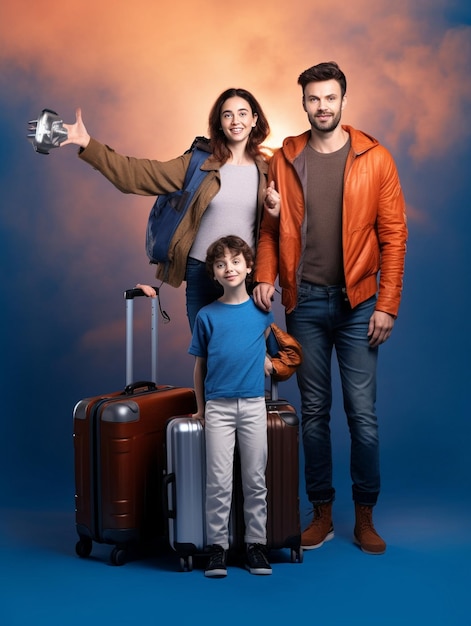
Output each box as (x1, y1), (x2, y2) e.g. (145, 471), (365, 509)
(27, 108), (68, 154)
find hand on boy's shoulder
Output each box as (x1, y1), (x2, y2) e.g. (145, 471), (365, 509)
(253, 283), (275, 312)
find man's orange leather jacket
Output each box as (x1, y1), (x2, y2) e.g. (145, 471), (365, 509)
(255, 126), (408, 316)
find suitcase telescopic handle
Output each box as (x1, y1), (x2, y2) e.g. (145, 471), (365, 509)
(124, 287), (170, 323)
(123, 287), (161, 386)
(124, 287), (159, 300)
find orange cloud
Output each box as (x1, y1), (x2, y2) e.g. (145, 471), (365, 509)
(3, 0), (469, 160)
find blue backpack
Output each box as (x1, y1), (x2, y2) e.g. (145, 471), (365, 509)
(145, 137), (211, 266)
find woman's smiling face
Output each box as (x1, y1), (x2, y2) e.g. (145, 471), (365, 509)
(219, 96), (258, 146)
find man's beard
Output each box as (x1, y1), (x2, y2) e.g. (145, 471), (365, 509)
(310, 111), (342, 133)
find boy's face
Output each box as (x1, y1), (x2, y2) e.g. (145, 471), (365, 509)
(212, 247), (251, 288)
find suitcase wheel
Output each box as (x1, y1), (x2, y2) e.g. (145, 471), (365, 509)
(179, 555), (193, 572)
(290, 546), (304, 564)
(75, 537), (92, 559)
(111, 546), (127, 566)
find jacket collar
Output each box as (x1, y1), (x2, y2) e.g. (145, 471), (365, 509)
(281, 125), (379, 162)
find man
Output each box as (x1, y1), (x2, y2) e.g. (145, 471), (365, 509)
(253, 62), (407, 555)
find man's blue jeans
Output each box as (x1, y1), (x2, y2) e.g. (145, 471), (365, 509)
(185, 257), (223, 331)
(286, 283), (380, 506)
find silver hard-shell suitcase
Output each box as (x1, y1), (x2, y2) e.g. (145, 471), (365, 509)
(163, 416), (206, 571)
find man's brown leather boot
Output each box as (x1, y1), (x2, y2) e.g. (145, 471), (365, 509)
(354, 503), (386, 554)
(301, 502), (334, 550)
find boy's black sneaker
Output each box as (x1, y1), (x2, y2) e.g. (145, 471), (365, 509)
(245, 543), (272, 575)
(204, 545), (227, 578)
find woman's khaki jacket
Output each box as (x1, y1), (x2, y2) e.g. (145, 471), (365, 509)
(79, 138), (269, 286)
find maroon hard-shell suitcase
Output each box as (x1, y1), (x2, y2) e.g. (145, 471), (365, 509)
(73, 288), (196, 565)
(265, 382), (302, 560)
(232, 380), (303, 563)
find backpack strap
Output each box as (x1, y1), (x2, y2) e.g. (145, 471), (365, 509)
(186, 136), (211, 154)
(181, 147), (210, 194)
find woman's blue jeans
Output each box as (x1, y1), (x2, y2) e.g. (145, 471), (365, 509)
(185, 257), (223, 331)
(286, 283), (380, 506)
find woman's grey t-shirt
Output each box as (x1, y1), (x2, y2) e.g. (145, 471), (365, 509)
(189, 163), (258, 262)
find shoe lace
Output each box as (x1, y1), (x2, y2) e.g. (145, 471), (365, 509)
(247, 544), (269, 567)
(356, 505), (375, 532)
(305, 504), (327, 527)
(207, 546), (225, 567)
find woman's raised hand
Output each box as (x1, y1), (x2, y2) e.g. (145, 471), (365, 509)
(61, 107), (91, 149)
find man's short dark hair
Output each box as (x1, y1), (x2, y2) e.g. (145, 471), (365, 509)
(298, 62), (347, 98)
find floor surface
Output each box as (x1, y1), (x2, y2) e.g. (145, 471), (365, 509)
(2, 493), (469, 626)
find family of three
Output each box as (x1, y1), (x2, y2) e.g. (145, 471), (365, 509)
(61, 61), (408, 577)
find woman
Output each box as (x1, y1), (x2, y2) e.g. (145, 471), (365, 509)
(62, 88), (279, 330)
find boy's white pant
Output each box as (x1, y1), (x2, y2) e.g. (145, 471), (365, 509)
(204, 397), (268, 550)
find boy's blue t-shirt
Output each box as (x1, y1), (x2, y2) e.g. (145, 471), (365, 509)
(189, 297), (274, 400)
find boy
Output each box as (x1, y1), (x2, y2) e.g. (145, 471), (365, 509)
(189, 235), (274, 577)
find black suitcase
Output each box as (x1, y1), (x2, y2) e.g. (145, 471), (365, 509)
(73, 288), (196, 565)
